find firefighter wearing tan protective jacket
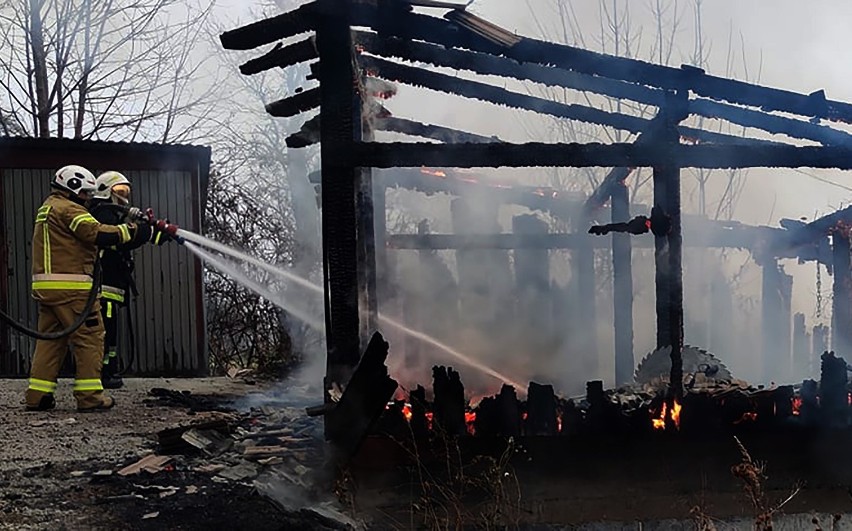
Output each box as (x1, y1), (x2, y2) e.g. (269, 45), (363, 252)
(25, 165), (150, 412)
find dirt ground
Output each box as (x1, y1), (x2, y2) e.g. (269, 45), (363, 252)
(0, 377), (292, 531)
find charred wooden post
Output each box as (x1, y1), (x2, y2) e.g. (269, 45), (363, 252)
(409, 385), (429, 439)
(793, 313), (810, 377)
(832, 229), (852, 356)
(761, 261), (793, 383)
(819, 351), (849, 427)
(800, 379), (819, 425)
(452, 198), (514, 367)
(326, 332), (398, 460)
(572, 210), (598, 379)
(513, 214), (553, 377)
(813, 325), (829, 372)
(432, 366), (466, 436)
(611, 181), (634, 386)
(774, 385), (794, 420)
(496, 384), (521, 437)
(585, 380), (608, 432)
(653, 95), (688, 401)
(526, 382), (558, 436)
(317, 10), (365, 400)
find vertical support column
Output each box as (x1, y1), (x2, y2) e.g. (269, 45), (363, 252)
(357, 124), (378, 343)
(513, 214), (552, 380)
(611, 181), (634, 386)
(666, 157), (684, 399)
(761, 261), (792, 383)
(832, 229), (852, 356)
(572, 210), (598, 380)
(317, 14), (363, 396)
(652, 167), (671, 351)
(793, 313), (809, 378)
(653, 95), (687, 401)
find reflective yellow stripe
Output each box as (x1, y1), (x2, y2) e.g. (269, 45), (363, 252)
(118, 224), (131, 243)
(32, 280), (93, 290)
(36, 206), (51, 222)
(73, 379), (104, 392)
(28, 378), (57, 393)
(154, 232), (162, 245)
(70, 213), (97, 232)
(43, 227), (51, 274)
(102, 291), (124, 303)
(106, 301), (113, 318)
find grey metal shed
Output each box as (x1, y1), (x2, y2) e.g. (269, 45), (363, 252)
(0, 138), (210, 377)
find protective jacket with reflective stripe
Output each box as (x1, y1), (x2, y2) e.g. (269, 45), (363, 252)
(31, 191), (135, 305)
(89, 199), (153, 304)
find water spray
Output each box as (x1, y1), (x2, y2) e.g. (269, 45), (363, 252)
(178, 229), (525, 390)
(184, 241), (326, 332)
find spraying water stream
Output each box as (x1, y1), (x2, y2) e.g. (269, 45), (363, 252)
(177, 229), (526, 390)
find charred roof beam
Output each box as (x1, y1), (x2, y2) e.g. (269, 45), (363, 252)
(361, 55), (649, 134)
(348, 141), (852, 169)
(354, 31), (667, 109)
(375, 116), (499, 143)
(239, 37), (318, 75)
(348, 6), (852, 123)
(266, 87), (321, 117)
(220, 1), (319, 50)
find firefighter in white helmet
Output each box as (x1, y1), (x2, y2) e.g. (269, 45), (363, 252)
(25, 165), (147, 411)
(89, 171), (169, 388)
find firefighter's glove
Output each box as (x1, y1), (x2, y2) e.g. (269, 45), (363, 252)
(129, 222), (153, 247)
(588, 225), (610, 236)
(152, 226), (172, 246)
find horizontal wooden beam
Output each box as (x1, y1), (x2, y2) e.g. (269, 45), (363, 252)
(351, 7), (852, 123)
(349, 141), (852, 169)
(375, 117), (498, 144)
(361, 55), (649, 134)
(266, 87), (321, 117)
(220, 1), (318, 50)
(239, 37), (317, 75)
(385, 231), (764, 250)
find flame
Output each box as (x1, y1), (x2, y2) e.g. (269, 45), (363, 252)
(465, 411), (476, 436)
(425, 412), (434, 430)
(522, 412), (528, 421)
(652, 402), (667, 430)
(402, 404), (413, 422)
(556, 410), (563, 433)
(671, 399), (682, 429)
(651, 399), (682, 430)
(420, 168), (447, 178)
(792, 396), (802, 416)
(734, 411), (758, 425)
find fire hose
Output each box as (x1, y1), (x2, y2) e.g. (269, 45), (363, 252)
(0, 206), (181, 341)
(0, 260), (102, 340)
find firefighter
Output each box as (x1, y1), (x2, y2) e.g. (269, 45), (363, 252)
(90, 171), (168, 389)
(25, 165), (149, 412)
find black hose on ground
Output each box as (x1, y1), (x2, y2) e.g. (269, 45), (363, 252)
(0, 260), (102, 340)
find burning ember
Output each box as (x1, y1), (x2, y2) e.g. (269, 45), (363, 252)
(792, 396), (803, 416)
(465, 411), (476, 436)
(734, 412), (758, 425)
(420, 167), (447, 178)
(651, 399), (682, 431)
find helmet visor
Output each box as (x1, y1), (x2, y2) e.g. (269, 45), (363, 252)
(112, 183), (131, 202)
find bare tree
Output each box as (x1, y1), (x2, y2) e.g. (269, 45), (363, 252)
(0, 0), (220, 142)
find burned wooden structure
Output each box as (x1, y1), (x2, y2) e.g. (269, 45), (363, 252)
(221, 0), (852, 436)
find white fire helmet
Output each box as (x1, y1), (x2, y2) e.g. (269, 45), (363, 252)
(94, 171), (131, 204)
(53, 165), (97, 196)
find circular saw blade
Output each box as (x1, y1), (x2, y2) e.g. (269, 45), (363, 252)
(634, 345), (732, 384)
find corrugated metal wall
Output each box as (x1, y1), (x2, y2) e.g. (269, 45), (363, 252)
(1, 168), (206, 377)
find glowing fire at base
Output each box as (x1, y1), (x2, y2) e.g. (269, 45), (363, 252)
(651, 399), (682, 431)
(792, 396), (803, 416)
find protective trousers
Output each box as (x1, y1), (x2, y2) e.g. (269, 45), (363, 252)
(26, 297), (108, 409)
(101, 300), (119, 378)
